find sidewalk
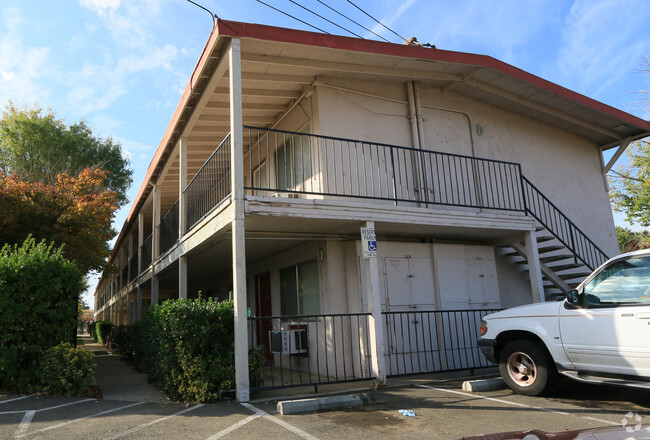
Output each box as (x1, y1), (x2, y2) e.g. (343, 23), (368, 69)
(80, 334), (169, 404)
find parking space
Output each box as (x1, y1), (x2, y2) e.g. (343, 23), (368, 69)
(1, 378), (648, 439)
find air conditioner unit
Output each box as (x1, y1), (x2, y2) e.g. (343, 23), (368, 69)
(269, 329), (307, 354)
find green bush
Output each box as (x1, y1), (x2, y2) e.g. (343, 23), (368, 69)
(129, 298), (259, 403)
(87, 321), (96, 339)
(0, 237), (83, 392)
(94, 321), (113, 345)
(110, 325), (136, 358)
(39, 343), (95, 396)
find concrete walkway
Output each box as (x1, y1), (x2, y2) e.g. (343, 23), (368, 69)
(80, 334), (169, 404)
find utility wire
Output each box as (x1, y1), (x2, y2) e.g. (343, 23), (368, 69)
(256, 0), (329, 34)
(186, 0), (219, 26)
(315, 0), (389, 42)
(346, 0), (408, 43)
(288, 0), (363, 38)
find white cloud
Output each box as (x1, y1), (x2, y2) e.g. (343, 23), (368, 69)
(557, 0), (650, 96)
(79, 0), (121, 16)
(0, 8), (52, 107)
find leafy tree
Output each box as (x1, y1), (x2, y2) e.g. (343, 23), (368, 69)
(616, 226), (650, 253)
(0, 168), (118, 274)
(0, 102), (132, 207)
(610, 140), (650, 226)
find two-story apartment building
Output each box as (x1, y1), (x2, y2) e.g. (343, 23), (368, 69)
(94, 20), (650, 402)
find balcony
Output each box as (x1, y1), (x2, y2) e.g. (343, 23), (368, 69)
(243, 126), (525, 212)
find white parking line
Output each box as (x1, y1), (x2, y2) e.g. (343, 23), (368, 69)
(14, 411), (35, 437)
(241, 402), (320, 440)
(0, 395), (34, 405)
(204, 413), (262, 439)
(24, 402), (145, 437)
(103, 404), (204, 440)
(416, 385), (619, 426)
(0, 398), (95, 415)
(2, 398), (95, 438)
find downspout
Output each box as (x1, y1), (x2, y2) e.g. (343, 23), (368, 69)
(407, 81), (426, 206)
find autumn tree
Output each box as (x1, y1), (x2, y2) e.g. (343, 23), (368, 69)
(0, 102), (132, 207)
(0, 168), (118, 274)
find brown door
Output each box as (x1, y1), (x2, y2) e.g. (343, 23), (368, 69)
(255, 272), (273, 361)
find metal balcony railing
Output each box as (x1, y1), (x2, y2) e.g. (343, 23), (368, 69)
(159, 200), (179, 256)
(129, 253), (138, 283)
(184, 134), (231, 231)
(141, 233), (152, 271)
(244, 126), (525, 212)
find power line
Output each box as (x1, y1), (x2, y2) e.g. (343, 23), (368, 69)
(346, 0), (408, 43)
(288, 0), (363, 39)
(315, 0), (390, 42)
(255, 0), (329, 34)
(185, 0), (219, 26)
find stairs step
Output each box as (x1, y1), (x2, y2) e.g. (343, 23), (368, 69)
(558, 272), (591, 281)
(502, 250), (524, 257)
(540, 254), (574, 263)
(537, 245), (565, 254)
(546, 263), (583, 272)
(535, 236), (555, 244)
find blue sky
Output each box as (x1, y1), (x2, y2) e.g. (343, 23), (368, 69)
(1, 0), (649, 306)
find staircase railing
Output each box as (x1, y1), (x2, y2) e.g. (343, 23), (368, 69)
(522, 176), (608, 271)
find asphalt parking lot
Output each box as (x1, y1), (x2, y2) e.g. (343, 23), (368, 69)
(1, 377), (648, 439)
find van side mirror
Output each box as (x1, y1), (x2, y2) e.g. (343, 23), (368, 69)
(566, 289), (582, 305)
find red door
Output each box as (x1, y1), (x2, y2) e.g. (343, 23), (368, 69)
(255, 272), (273, 361)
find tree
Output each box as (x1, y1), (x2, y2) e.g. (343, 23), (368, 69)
(0, 102), (132, 207)
(610, 140), (650, 226)
(610, 55), (650, 226)
(0, 168), (118, 275)
(615, 226), (650, 252)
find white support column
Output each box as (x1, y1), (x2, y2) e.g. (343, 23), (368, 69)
(179, 255), (188, 300)
(525, 230), (545, 303)
(179, 136), (188, 236)
(152, 183), (161, 262)
(363, 221), (387, 384)
(151, 184), (160, 306)
(178, 137), (188, 300)
(229, 37), (249, 403)
(138, 213), (144, 273)
(136, 286), (143, 321)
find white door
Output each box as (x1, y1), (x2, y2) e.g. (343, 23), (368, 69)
(559, 254), (650, 376)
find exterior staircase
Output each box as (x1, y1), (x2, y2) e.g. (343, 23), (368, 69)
(499, 177), (610, 300)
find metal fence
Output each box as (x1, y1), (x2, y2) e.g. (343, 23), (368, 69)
(184, 134), (231, 231)
(244, 126), (525, 212)
(248, 313), (374, 391)
(141, 233), (152, 271)
(159, 200), (179, 256)
(383, 309), (500, 376)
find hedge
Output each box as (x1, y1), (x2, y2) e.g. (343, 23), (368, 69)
(119, 298), (263, 403)
(39, 343), (95, 396)
(0, 237), (85, 393)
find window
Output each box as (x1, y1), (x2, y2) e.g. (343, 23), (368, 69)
(583, 255), (650, 305)
(280, 259), (320, 315)
(276, 123), (312, 190)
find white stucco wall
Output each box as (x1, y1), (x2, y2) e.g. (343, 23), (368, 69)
(314, 79), (618, 256)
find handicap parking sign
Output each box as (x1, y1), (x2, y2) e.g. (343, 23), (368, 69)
(361, 228), (377, 259)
